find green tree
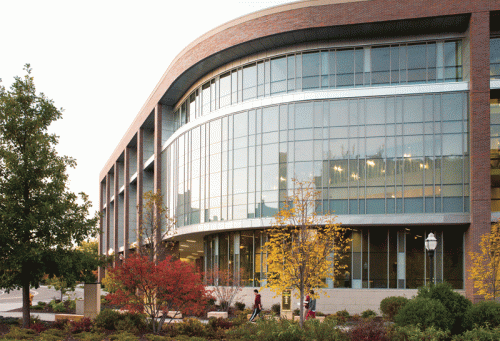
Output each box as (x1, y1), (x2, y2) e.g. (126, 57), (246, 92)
(0, 65), (99, 327)
(265, 179), (350, 327)
(46, 240), (106, 301)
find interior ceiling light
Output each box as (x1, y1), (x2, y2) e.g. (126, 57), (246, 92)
(186, 240), (197, 243)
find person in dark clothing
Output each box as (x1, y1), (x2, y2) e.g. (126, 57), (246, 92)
(249, 289), (262, 322)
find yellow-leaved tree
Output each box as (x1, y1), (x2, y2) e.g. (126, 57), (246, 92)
(265, 179), (350, 327)
(468, 221), (500, 300)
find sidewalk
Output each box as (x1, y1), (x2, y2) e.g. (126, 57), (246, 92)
(0, 303), (56, 322)
(0, 311), (56, 322)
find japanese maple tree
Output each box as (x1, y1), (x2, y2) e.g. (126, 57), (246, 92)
(106, 254), (209, 333)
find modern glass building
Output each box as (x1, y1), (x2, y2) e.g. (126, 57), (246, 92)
(100, 0), (500, 313)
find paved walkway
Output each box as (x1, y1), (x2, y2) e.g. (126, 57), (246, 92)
(0, 311), (56, 322)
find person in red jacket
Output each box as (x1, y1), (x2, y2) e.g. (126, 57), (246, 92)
(249, 289), (262, 322)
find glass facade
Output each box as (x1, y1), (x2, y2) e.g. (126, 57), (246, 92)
(492, 38), (500, 79)
(204, 227), (464, 289)
(171, 40), (463, 131)
(163, 92), (469, 227)
(491, 95), (500, 211)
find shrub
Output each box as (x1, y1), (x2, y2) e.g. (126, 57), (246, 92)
(226, 318), (304, 341)
(325, 314), (346, 324)
(418, 282), (471, 334)
(145, 335), (169, 341)
(30, 321), (48, 333)
(3, 327), (37, 340)
(234, 301), (245, 311)
(388, 324), (450, 341)
(394, 297), (453, 331)
(208, 317), (233, 330)
(93, 309), (123, 330)
(115, 312), (147, 333)
(69, 317), (93, 334)
(38, 328), (68, 341)
(361, 309), (377, 319)
(349, 319), (388, 341)
(463, 300), (500, 330)
(73, 331), (106, 341)
(380, 296), (409, 320)
(31, 301), (47, 310)
(271, 303), (281, 315)
(174, 318), (207, 338)
(336, 309), (350, 318)
(109, 331), (140, 341)
(52, 318), (70, 330)
(293, 308), (300, 316)
(452, 326), (500, 341)
(304, 318), (348, 341)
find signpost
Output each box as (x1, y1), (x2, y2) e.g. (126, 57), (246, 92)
(281, 289), (292, 319)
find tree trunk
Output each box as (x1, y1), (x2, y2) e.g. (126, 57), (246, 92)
(22, 281), (30, 328)
(299, 281), (304, 328)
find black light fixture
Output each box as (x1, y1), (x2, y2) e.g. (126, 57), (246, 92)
(425, 232), (438, 285)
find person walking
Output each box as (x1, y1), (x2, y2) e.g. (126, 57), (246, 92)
(249, 289), (262, 322)
(304, 292), (310, 319)
(305, 290), (316, 319)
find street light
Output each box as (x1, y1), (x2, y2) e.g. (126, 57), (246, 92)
(425, 232), (438, 285)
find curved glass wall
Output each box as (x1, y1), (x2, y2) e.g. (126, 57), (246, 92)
(204, 227), (465, 289)
(171, 40), (463, 131)
(163, 92), (469, 227)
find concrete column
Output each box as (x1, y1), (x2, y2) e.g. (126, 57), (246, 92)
(124, 147), (130, 259)
(83, 283), (101, 319)
(137, 129), (144, 250)
(113, 162), (119, 266)
(465, 10), (491, 301)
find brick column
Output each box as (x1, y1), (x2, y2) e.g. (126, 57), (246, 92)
(154, 104), (163, 257)
(124, 147), (130, 259)
(98, 180), (105, 282)
(113, 163), (120, 266)
(465, 10), (491, 301)
(137, 129), (144, 250)
(105, 174), (111, 257)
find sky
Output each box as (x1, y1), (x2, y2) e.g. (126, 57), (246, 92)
(0, 0), (297, 215)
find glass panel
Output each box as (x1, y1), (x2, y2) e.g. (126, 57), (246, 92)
(337, 49), (354, 87)
(233, 112), (248, 139)
(262, 106), (279, 133)
(370, 230), (388, 287)
(220, 73), (231, 108)
(262, 143), (279, 165)
(302, 52), (320, 89)
(441, 93), (464, 121)
(243, 64), (257, 100)
(366, 97), (385, 125)
(371, 46), (390, 85)
(407, 44), (427, 83)
(443, 229), (464, 289)
(491, 38), (500, 78)
(271, 57), (287, 94)
(406, 230), (424, 288)
(295, 102), (314, 129)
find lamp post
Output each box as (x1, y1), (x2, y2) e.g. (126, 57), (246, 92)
(425, 233), (438, 285)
